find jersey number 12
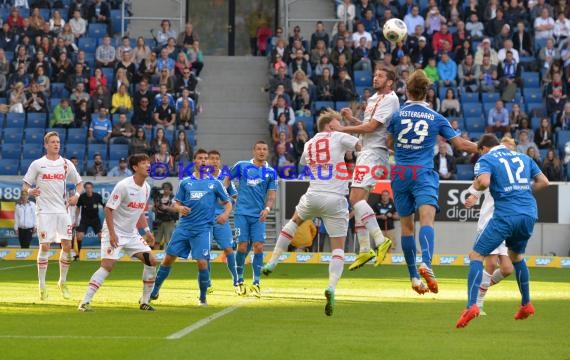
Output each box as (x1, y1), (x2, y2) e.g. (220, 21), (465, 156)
(499, 157), (529, 184)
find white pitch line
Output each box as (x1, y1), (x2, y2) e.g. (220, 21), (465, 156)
(0, 263), (37, 271)
(0, 335), (159, 340)
(166, 297), (253, 340)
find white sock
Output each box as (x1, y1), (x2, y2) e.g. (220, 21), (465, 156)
(82, 267), (109, 304)
(491, 268), (505, 286)
(354, 200), (384, 248)
(355, 220), (370, 253)
(37, 250), (49, 289)
(58, 251), (72, 284)
(328, 249), (345, 290)
(268, 221), (298, 264)
(141, 265), (156, 304)
(476, 271), (492, 308)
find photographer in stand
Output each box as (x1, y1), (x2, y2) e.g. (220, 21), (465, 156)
(153, 182), (178, 250)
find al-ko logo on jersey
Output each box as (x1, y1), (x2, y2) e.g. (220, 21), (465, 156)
(148, 162), (422, 181)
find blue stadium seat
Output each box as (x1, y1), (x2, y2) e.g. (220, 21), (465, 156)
(22, 144), (43, 159)
(39, 8), (50, 21)
(481, 92), (500, 103)
(297, 116), (314, 136)
(438, 86), (457, 101)
(464, 116), (486, 132)
(45, 128), (67, 141)
(78, 37), (97, 54)
(27, 113), (47, 129)
(164, 129), (175, 143)
(5, 112), (26, 128)
(539, 148), (549, 161)
(109, 144), (129, 160)
(4, 51), (13, 62)
(353, 70), (372, 87)
(107, 160), (119, 171)
(3, 128), (24, 144)
(51, 83), (69, 98)
(0, 97), (7, 104)
(67, 128), (87, 144)
(460, 92), (479, 104)
(512, 89), (523, 103)
(355, 86), (369, 100)
(462, 103), (482, 118)
(0, 159), (19, 175)
(88, 23), (108, 38)
(101, 68), (115, 88)
(468, 131), (484, 141)
(314, 101), (335, 112)
(87, 143), (108, 160)
(20, 159), (34, 173)
(185, 130), (197, 147)
(456, 164), (475, 180)
(64, 144), (86, 162)
(521, 71), (540, 89)
(25, 128), (46, 144)
(524, 88), (542, 103)
(144, 128), (153, 142)
(567, 164), (570, 181)
(111, 10), (125, 35)
(334, 101), (351, 111)
(2, 145), (21, 159)
(557, 130), (570, 154)
(50, 98), (62, 111)
(482, 101), (495, 114)
(526, 102), (545, 116)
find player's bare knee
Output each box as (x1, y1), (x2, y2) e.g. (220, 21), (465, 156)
(469, 251), (484, 261)
(508, 250), (523, 263)
(101, 259), (115, 272)
(40, 243), (50, 252)
(237, 242), (248, 252)
(223, 247), (233, 255)
(253, 242), (263, 253)
(349, 188), (367, 205)
(196, 259), (208, 270)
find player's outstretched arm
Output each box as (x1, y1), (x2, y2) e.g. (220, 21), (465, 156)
(333, 118), (379, 134)
(450, 136), (478, 154)
(386, 134), (393, 150)
(136, 212), (155, 246)
(173, 201), (191, 216)
(104, 207), (119, 248)
(217, 201), (232, 224)
(473, 173), (490, 191)
(532, 173), (549, 192)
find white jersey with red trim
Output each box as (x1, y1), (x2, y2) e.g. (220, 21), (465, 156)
(301, 131), (359, 196)
(23, 156), (82, 214)
(360, 91), (400, 150)
(102, 176), (151, 236)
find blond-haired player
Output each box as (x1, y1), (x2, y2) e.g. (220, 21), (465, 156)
(262, 109), (361, 316)
(333, 68), (400, 270)
(22, 131), (84, 300)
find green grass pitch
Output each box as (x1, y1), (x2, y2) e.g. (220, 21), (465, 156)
(1, 261), (569, 360)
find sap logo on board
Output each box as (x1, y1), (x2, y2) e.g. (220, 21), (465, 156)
(391, 255), (405, 264)
(209, 252), (219, 261)
(155, 252), (165, 261)
(344, 254), (356, 263)
(415, 255), (422, 263)
(440, 256), (457, 265)
(535, 257), (553, 266)
(463, 256), (471, 265)
(0, 250), (9, 259)
(320, 254), (332, 263)
(278, 254), (290, 262)
(296, 254), (313, 263)
(16, 251), (32, 259)
(48, 250), (56, 257)
(87, 251), (100, 260)
(560, 259), (570, 267)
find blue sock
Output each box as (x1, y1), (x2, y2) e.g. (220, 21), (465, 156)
(236, 250), (246, 282)
(401, 236), (419, 279)
(419, 226), (435, 267)
(467, 260), (483, 308)
(226, 251), (238, 285)
(252, 252), (263, 285)
(198, 268), (209, 302)
(151, 265), (171, 298)
(513, 260), (530, 305)
(207, 260), (212, 287)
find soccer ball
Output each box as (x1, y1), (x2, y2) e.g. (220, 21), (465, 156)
(383, 18), (408, 43)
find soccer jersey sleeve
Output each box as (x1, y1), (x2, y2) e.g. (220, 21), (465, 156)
(229, 162), (241, 180)
(372, 95), (398, 125)
(474, 155), (492, 177)
(227, 181), (238, 198)
(65, 159), (82, 185)
(529, 155), (543, 178)
(215, 180), (231, 203)
(106, 182), (125, 210)
(339, 132), (359, 151)
(174, 180), (187, 203)
(267, 166), (278, 191)
(438, 115), (459, 141)
(22, 160), (39, 186)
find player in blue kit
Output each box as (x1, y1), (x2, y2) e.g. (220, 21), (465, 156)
(387, 70), (477, 294)
(230, 141), (278, 297)
(456, 134), (549, 328)
(207, 150), (239, 294)
(150, 149), (232, 306)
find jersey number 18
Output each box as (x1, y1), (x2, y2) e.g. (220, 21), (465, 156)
(307, 138), (331, 164)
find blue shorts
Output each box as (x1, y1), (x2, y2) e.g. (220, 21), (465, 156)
(234, 214), (266, 243)
(474, 215), (535, 256)
(213, 222), (233, 249)
(392, 169), (439, 217)
(166, 226), (212, 260)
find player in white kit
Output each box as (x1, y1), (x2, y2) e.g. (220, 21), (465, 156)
(333, 68), (400, 270)
(464, 137), (516, 315)
(261, 109), (360, 316)
(22, 131), (84, 301)
(78, 154), (158, 312)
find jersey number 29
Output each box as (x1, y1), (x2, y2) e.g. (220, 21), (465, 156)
(397, 119), (429, 144)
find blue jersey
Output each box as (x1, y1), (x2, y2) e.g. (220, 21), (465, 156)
(174, 177), (230, 229)
(475, 145), (542, 220)
(230, 160), (278, 217)
(214, 176), (237, 216)
(387, 101), (458, 170)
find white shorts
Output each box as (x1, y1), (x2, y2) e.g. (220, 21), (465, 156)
(490, 241), (508, 256)
(351, 148), (389, 189)
(296, 192), (349, 237)
(37, 213), (73, 243)
(101, 230), (152, 260)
